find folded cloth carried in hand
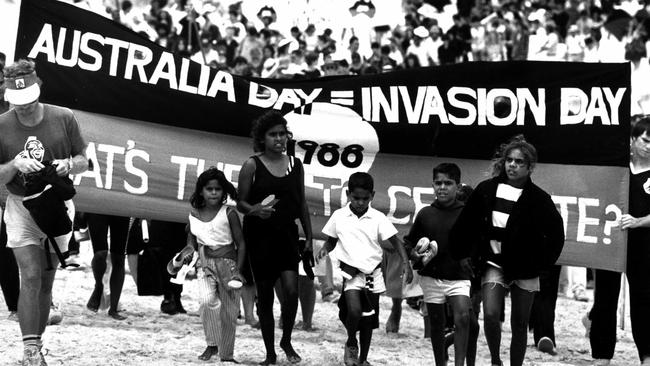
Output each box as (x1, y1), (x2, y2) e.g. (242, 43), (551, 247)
(22, 162), (76, 269)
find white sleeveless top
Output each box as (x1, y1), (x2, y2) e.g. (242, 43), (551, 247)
(188, 206), (232, 248)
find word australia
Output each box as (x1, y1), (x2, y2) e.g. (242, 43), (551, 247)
(26, 24), (236, 101)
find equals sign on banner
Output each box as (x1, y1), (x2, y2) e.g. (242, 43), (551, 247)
(331, 90), (354, 106)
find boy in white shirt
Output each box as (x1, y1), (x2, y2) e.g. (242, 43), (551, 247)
(317, 172), (413, 366)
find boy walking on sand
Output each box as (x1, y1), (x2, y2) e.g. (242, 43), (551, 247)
(405, 163), (474, 366)
(317, 172), (413, 366)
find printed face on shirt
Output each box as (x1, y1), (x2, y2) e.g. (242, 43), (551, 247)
(263, 124), (288, 154)
(505, 148), (531, 187)
(433, 172), (458, 206)
(201, 179), (224, 207)
(347, 187), (374, 217)
(632, 131), (650, 162)
(24, 138), (45, 161)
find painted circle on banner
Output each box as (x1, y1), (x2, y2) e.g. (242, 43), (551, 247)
(284, 102), (380, 182)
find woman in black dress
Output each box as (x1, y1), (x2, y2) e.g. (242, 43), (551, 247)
(237, 110), (313, 365)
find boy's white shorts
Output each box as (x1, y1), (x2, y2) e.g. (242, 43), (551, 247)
(344, 267), (386, 294)
(420, 276), (470, 304)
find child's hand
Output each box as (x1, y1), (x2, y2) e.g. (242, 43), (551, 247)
(302, 239), (315, 266)
(409, 248), (425, 262)
(182, 253), (194, 265)
(303, 238), (313, 253)
(403, 264), (414, 284)
(232, 269), (244, 284)
(315, 246), (329, 264)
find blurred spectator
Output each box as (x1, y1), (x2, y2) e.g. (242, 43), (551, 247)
(302, 52), (322, 78)
(349, 52), (366, 74)
(427, 25), (444, 65)
(349, 0), (376, 59)
(304, 24), (319, 52)
(238, 27), (264, 66)
(231, 56), (254, 77)
(178, 6), (202, 55)
(260, 44), (279, 78)
(484, 26), (508, 61)
(400, 53), (421, 70)
(343, 36), (361, 64)
(316, 28), (336, 55)
(407, 26), (436, 66)
(366, 41), (382, 68)
(438, 33), (457, 65)
(583, 36), (600, 62)
(282, 49), (307, 77)
(191, 36), (221, 66)
(222, 25), (240, 67)
(257, 5), (278, 32)
(447, 14), (472, 61)
(510, 18), (531, 61)
(627, 36), (650, 115)
(120, 0), (154, 39)
(566, 24), (586, 61)
(222, 8), (247, 44)
(290, 26), (303, 44)
(379, 44), (398, 70)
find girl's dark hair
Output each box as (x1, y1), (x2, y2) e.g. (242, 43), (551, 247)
(190, 167), (237, 208)
(632, 115), (650, 138)
(488, 134), (538, 177)
(250, 110), (292, 152)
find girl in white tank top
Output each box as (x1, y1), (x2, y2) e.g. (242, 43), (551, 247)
(184, 167), (246, 362)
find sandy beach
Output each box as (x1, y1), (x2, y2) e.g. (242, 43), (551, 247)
(0, 243), (639, 366)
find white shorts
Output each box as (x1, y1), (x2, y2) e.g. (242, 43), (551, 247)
(4, 193), (74, 253)
(343, 267), (386, 294)
(420, 276), (471, 304)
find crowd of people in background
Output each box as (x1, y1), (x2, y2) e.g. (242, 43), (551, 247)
(61, 0), (650, 114)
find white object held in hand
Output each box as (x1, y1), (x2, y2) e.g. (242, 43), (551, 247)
(415, 237), (430, 254)
(416, 237), (438, 267)
(171, 252), (199, 285)
(261, 194), (278, 207)
(422, 240), (438, 267)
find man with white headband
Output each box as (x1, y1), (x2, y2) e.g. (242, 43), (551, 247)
(0, 59), (88, 366)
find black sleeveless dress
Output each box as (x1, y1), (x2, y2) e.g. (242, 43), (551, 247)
(243, 155), (303, 282)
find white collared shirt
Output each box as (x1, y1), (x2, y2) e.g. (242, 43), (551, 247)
(322, 203), (397, 274)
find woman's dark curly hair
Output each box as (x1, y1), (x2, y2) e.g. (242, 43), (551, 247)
(190, 167), (238, 208)
(251, 110), (292, 152)
(488, 134), (538, 178)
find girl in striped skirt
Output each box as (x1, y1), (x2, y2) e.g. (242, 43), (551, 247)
(186, 167), (246, 363)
